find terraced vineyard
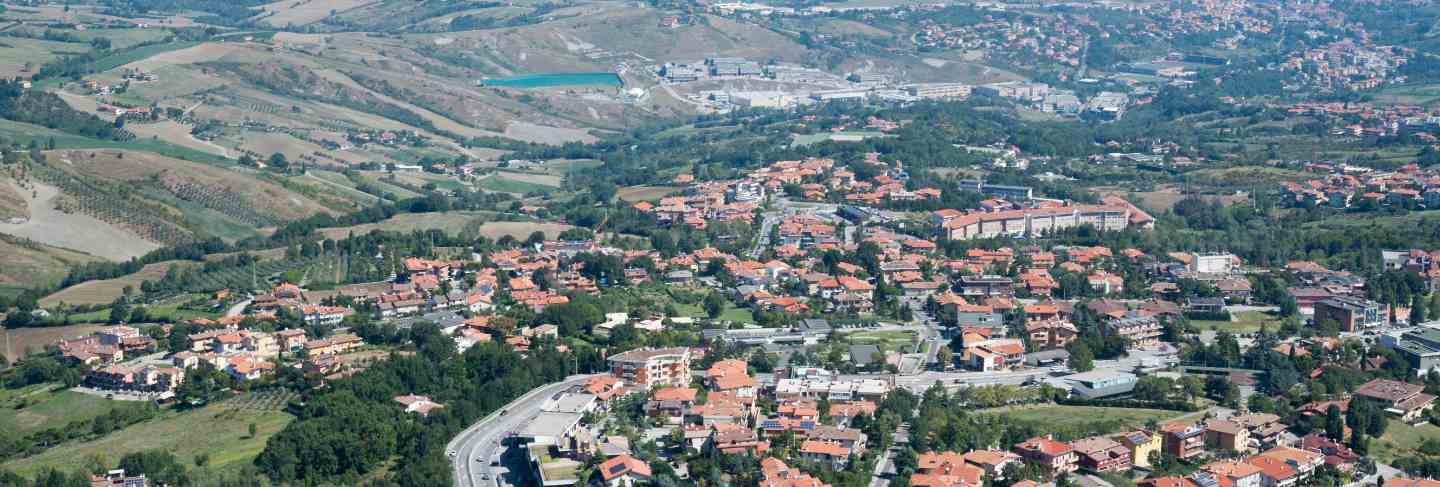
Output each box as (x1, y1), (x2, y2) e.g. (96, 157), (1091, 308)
(158, 175), (281, 228)
(219, 390), (297, 412)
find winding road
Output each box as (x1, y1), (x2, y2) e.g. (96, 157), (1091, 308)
(448, 374), (598, 487)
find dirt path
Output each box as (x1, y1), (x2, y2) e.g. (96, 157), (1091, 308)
(0, 181), (160, 261)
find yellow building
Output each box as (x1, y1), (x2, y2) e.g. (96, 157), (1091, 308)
(1114, 430), (1162, 468)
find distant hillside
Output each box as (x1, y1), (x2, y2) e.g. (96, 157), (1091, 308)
(0, 150), (335, 264)
(0, 234), (100, 297)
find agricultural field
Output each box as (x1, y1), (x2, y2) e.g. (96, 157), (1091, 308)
(617, 185), (680, 202)
(474, 221), (577, 240)
(298, 171), (384, 205)
(49, 150), (333, 223)
(0, 150), (334, 256)
(2, 394), (295, 477)
(317, 211), (494, 240)
(1182, 166), (1311, 186)
(478, 173), (557, 194)
(537, 159), (602, 176)
(792, 131), (891, 146)
(255, 0), (382, 27)
(0, 180), (163, 261)
(390, 171), (468, 192)
(0, 384), (149, 436)
(358, 173), (424, 200)
(0, 178), (27, 220)
(489, 169), (562, 188)
(0, 232), (101, 294)
(1, 324), (108, 363)
(1096, 185), (1249, 213)
(0, 37), (87, 79)
(503, 121), (598, 145)
(978, 405), (1189, 437)
(1373, 83), (1440, 106)
(40, 261), (196, 307)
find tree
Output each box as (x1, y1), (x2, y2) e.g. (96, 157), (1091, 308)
(268, 153), (289, 170)
(1325, 405), (1345, 442)
(1067, 340), (1095, 372)
(1413, 295), (1428, 325)
(937, 345), (953, 370)
(249, 422), (258, 439)
(703, 292), (726, 319)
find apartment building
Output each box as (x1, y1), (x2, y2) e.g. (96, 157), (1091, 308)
(1313, 296), (1384, 332)
(607, 347), (694, 388)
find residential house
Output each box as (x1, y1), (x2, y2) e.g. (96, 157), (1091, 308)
(1353, 378), (1436, 422)
(913, 451), (984, 487)
(800, 440), (852, 468)
(1205, 419), (1251, 453)
(1200, 460), (1264, 487)
(1070, 436), (1132, 472)
(598, 454), (652, 487)
(1159, 422), (1206, 460)
(1014, 436), (1078, 475)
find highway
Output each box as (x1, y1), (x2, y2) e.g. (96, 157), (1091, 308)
(448, 374), (598, 487)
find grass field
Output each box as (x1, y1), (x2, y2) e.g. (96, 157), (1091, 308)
(674, 301), (755, 324)
(316, 211), (492, 240)
(31, 41), (203, 91)
(490, 170), (561, 188)
(0, 37), (88, 78)
(41, 261), (198, 307)
(0, 384), (147, 435)
(1, 324), (108, 362)
(1184, 166), (1311, 186)
(358, 174), (423, 200)
(1373, 419), (1440, 463)
(616, 185), (680, 202)
(0, 119), (230, 166)
(841, 329), (917, 352)
(792, 131), (891, 147)
(478, 174), (556, 194)
(0, 234), (101, 292)
(539, 159), (602, 175)
(474, 221), (576, 240)
(3, 397), (294, 476)
(1193, 310), (1282, 334)
(1373, 83), (1440, 105)
(979, 405), (1188, 435)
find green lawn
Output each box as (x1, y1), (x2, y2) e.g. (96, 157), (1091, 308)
(674, 302), (705, 318)
(478, 174), (556, 194)
(0, 384), (162, 443)
(791, 131), (891, 147)
(1373, 83), (1440, 105)
(1193, 311), (1281, 334)
(717, 306), (755, 324)
(66, 300), (218, 323)
(842, 329), (918, 352)
(1373, 419), (1440, 463)
(979, 405), (1188, 437)
(4, 401), (294, 476)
